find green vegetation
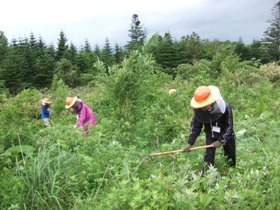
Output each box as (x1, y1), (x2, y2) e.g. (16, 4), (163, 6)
(1, 3), (280, 209)
(0, 47), (279, 209)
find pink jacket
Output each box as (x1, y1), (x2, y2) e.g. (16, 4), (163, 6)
(75, 102), (96, 131)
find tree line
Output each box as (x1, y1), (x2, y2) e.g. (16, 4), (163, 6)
(1, 2), (280, 95)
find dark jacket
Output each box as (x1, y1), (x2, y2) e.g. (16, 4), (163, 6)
(188, 103), (235, 145)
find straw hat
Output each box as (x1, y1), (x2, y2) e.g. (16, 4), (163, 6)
(42, 98), (51, 104)
(190, 86), (220, 109)
(65, 97), (77, 109)
(168, 89), (177, 95)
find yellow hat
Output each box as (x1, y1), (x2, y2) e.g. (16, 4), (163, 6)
(190, 86), (220, 109)
(65, 97), (77, 109)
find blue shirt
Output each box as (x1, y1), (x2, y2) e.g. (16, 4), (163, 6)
(41, 104), (50, 119)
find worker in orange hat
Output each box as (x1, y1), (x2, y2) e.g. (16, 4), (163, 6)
(183, 86), (236, 173)
(41, 98), (51, 127)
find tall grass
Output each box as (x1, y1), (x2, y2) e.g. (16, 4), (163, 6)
(19, 146), (73, 209)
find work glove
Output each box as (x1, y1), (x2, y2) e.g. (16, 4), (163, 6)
(212, 140), (222, 148)
(183, 144), (192, 152)
(220, 139), (227, 145)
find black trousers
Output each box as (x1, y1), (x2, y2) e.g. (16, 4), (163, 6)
(204, 137), (236, 167)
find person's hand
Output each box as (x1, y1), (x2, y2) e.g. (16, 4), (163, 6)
(220, 139), (227, 145)
(183, 144), (192, 152)
(212, 140), (222, 148)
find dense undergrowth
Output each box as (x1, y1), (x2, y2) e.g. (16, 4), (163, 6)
(0, 49), (279, 209)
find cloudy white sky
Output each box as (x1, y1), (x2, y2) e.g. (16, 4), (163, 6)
(0, 0), (277, 47)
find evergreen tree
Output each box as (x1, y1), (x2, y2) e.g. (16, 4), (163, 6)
(93, 44), (101, 59)
(182, 32), (203, 63)
(177, 37), (189, 64)
(1, 34), (56, 90)
(126, 14), (146, 52)
(47, 44), (56, 59)
(156, 32), (178, 77)
(35, 39), (56, 88)
(0, 31), (8, 65)
(28, 33), (43, 87)
(17, 38), (34, 88)
(83, 39), (92, 53)
(69, 43), (77, 64)
(56, 30), (68, 61)
(34, 48), (56, 87)
(1, 44), (25, 94)
(55, 58), (79, 87)
(38, 36), (45, 50)
(101, 38), (113, 70)
(202, 39), (223, 60)
(233, 38), (250, 61)
(262, 1), (280, 61)
(77, 50), (99, 85)
(249, 39), (270, 63)
(76, 49), (97, 74)
(114, 43), (125, 64)
(29, 32), (37, 52)
(37, 36), (47, 57)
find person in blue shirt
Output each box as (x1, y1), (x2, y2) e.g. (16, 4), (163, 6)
(41, 98), (51, 127)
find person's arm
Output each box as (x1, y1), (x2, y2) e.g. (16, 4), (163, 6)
(76, 108), (87, 127)
(183, 117), (203, 151)
(188, 117), (203, 145)
(220, 104), (234, 144)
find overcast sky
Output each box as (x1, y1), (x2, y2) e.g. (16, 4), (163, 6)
(0, 0), (277, 48)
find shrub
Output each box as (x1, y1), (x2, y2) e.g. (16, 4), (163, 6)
(260, 62), (280, 82)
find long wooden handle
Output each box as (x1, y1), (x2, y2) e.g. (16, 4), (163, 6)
(148, 145), (214, 157)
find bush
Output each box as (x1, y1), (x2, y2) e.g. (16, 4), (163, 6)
(260, 62), (280, 82)
(0, 89), (42, 148)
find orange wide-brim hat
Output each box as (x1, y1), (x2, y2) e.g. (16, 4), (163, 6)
(190, 86), (220, 109)
(65, 97), (77, 109)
